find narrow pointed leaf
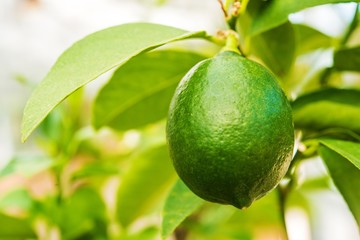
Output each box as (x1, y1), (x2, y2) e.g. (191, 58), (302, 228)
(161, 180), (204, 239)
(21, 23), (206, 141)
(93, 50), (205, 131)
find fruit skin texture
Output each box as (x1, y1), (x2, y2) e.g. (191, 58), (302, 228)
(166, 51), (294, 209)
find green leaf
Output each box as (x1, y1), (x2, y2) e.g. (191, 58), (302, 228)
(250, 0), (360, 35)
(21, 23), (207, 141)
(181, 190), (285, 240)
(292, 88), (360, 132)
(161, 180), (204, 240)
(61, 187), (106, 239)
(334, 45), (360, 71)
(319, 139), (360, 170)
(319, 140), (360, 228)
(33, 187), (106, 239)
(294, 24), (334, 54)
(117, 144), (176, 227)
(236, 0), (268, 37)
(236, 5), (295, 76)
(250, 21), (295, 76)
(0, 213), (35, 239)
(93, 50), (205, 131)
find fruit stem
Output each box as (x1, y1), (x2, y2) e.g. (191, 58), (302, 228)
(238, 0), (249, 14)
(226, 1), (241, 30)
(220, 30), (242, 54)
(224, 0), (234, 10)
(217, 1), (247, 31)
(205, 34), (226, 46)
(277, 184), (290, 240)
(217, 0), (228, 18)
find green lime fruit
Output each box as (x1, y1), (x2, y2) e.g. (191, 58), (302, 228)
(166, 51), (294, 209)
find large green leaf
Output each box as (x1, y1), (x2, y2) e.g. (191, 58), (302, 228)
(292, 88), (360, 132)
(0, 213), (35, 239)
(93, 50), (205, 131)
(21, 23), (206, 141)
(294, 24), (334, 54)
(319, 140), (360, 228)
(250, 21), (295, 76)
(161, 180), (204, 240)
(117, 145), (176, 227)
(334, 45), (360, 71)
(250, 0), (360, 35)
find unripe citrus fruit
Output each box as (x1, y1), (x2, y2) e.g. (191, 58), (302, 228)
(166, 51), (294, 209)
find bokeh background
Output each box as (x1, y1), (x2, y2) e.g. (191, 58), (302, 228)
(0, 1), (359, 240)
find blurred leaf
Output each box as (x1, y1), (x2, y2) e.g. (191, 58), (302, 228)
(161, 180), (204, 240)
(71, 164), (119, 180)
(236, 4), (295, 76)
(235, 0), (267, 37)
(283, 51), (333, 95)
(319, 141), (360, 228)
(117, 144), (176, 227)
(122, 226), (159, 240)
(21, 23), (206, 141)
(0, 155), (53, 177)
(292, 88), (360, 132)
(37, 89), (84, 155)
(250, 0), (360, 35)
(300, 176), (332, 190)
(93, 50), (205, 131)
(61, 187), (107, 239)
(34, 187), (107, 239)
(294, 24), (334, 54)
(0, 213), (35, 239)
(0, 189), (33, 211)
(38, 106), (64, 141)
(156, 0), (168, 5)
(226, 190), (285, 237)
(250, 21), (295, 76)
(184, 190), (285, 240)
(334, 45), (360, 71)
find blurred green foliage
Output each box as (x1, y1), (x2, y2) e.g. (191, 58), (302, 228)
(1, 1), (360, 239)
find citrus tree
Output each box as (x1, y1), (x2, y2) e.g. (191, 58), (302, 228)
(1, 0), (360, 239)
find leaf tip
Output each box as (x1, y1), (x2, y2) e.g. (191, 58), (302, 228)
(20, 122), (31, 143)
